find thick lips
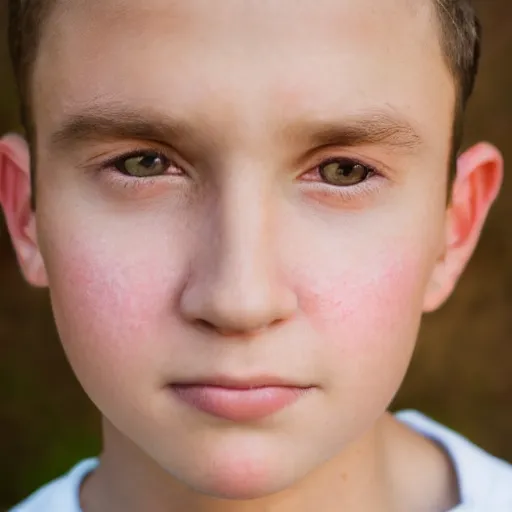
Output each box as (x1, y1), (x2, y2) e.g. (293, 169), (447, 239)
(170, 382), (313, 422)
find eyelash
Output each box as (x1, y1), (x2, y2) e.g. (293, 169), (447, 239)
(96, 149), (382, 197)
(95, 148), (182, 189)
(303, 157), (381, 200)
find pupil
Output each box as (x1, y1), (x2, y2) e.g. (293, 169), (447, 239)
(140, 155), (157, 168)
(335, 164), (357, 177)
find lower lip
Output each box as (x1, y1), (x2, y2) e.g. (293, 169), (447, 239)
(170, 384), (311, 422)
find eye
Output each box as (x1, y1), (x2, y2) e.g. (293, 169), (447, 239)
(114, 151), (170, 177)
(318, 159), (372, 187)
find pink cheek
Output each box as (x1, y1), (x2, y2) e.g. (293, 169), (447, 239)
(295, 247), (428, 404)
(47, 240), (175, 359)
(298, 249), (426, 347)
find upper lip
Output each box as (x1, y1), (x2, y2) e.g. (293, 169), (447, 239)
(171, 375), (312, 389)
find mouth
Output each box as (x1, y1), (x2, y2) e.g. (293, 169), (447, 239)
(169, 376), (315, 422)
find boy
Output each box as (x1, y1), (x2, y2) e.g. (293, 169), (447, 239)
(1, 0), (510, 510)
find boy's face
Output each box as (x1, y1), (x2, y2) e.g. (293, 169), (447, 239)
(2, 0), (502, 501)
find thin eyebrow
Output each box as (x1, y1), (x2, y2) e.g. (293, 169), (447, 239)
(286, 110), (424, 154)
(49, 104), (208, 154)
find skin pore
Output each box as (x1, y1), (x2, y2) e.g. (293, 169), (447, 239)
(0, 0), (504, 511)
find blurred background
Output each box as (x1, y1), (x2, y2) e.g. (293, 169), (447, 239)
(1, 0), (511, 509)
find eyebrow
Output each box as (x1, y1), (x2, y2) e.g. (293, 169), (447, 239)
(49, 103), (423, 157)
(285, 110), (424, 154)
(49, 103), (209, 154)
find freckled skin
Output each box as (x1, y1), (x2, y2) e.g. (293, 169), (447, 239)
(0, 0), (504, 510)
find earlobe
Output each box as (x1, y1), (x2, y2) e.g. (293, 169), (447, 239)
(0, 133), (48, 287)
(423, 142), (504, 313)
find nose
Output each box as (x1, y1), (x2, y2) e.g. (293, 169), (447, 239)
(179, 173), (297, 336)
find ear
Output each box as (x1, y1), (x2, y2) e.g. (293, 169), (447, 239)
(0, 133), (48, 287)
(423, 142), (504, 312)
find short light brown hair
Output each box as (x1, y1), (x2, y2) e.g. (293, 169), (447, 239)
(7, 0), (481, 203)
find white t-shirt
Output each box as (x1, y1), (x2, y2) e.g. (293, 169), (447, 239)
(10, 410), (512, 511)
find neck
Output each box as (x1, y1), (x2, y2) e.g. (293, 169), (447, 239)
(81, 415), (399, 512)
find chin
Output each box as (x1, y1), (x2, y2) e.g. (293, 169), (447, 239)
(183, 462), (298, 501)
(167, 434), (311, 500)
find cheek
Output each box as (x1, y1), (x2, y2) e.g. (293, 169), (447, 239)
(296, 233), (432, 392)
(300, 243), (428, 326)
(40, 226), (184, 389)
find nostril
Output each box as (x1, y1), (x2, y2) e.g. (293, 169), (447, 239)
(270, 318), (286, 328)
(194, 320), (270, 338)
(191, 307), (293, 337)
(196, 319), (216, 332)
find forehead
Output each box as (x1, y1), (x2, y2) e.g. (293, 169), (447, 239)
(33, 0), (454, 152)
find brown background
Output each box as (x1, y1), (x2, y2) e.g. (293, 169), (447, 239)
(0, 1), (511, 509)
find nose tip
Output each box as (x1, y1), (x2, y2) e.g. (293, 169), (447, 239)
(180, 271), (298, 336)
(178, 173), (298, 337)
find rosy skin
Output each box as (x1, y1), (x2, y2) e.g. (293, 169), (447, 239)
(0, 0), (504, 511)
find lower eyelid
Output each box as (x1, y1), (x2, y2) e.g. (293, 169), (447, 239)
(96, 152), (383, 195)
(98, 165), (186, 190)
(109, 166), (185, 178)
(102, 170), (159, 189)
(299, 172), (383, 199)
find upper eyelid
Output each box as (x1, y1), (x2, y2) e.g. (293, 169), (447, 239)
(100, 148), (171, 168)
(93, 149), (383, 200)
(98, 147), (383, 179)
(305, 144), (399, 176)
(304, 157), (380, 183)
(316, 157), (377, 172)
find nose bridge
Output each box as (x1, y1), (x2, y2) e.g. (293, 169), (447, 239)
(180, 161), (297, 334)
(218, 165), (274, 279)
